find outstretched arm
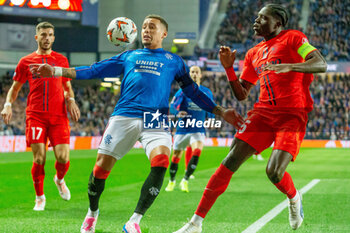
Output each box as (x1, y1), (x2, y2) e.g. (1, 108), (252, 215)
(219, 46), (254, 101)
(62, 68), (77, 78)
(30, 64), (77, 79)
(30, 55), (124, 80)
(1, 81), (23, 124)
(264, 50), (327, 73)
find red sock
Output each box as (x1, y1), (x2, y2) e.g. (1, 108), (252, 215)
(171, 156), (181, 164)
(192, 148), (202, 157)
(55, 161), (70, 180)
(274, 172), (297, 199)
(93, 164), (111, 179)
(31, 162), (45, 196)
(195, 164), (234, 218)
(185, 146), (192, 168)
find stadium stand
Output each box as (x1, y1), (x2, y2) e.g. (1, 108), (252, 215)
(195, 0), (349, 61)
(207, 0), (303, 60)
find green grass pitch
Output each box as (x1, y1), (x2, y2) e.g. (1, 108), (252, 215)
(0, 147), (349, 233)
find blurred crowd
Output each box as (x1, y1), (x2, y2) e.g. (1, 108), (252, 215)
(307, 0), (350, 61)
(1, 72), (349, 140)
(215, 0), (302, 60)
(307, 74), (349, 139)
(194, 0), (349, 62)
(69, 83), (116, 136)
(0, 72), (27, 136)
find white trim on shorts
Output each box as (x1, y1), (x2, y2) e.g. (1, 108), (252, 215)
(98, 116), (172, 160)
(173, 132), (205, 151)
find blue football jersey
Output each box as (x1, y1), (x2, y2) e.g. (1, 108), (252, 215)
(75, 48), (217, 119)
(170, 85), (215, 134)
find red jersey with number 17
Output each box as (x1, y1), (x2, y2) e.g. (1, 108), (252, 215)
(240, 30), (317, 112)
(13, 51), (70, 116)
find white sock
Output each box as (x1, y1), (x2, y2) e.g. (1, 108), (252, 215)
(191, 214), (204, 227)
(129, 212), (143, 224)
(36, 194), (45, 200)
(289, 191), (299, 202)
(87, 208), (99, 217)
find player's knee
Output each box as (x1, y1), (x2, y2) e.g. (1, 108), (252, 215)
(266, 167), (284, 183)
(222, 150), (244, 172)
(56, 155), (69, 164)
(33, 157), (45, 165)
(151, 154), (169, 168)
(173, 150), (182, 158)
(53, 144), (70, 163)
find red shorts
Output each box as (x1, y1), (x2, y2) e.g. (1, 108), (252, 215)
(25, 112), (70, 147)
(235, 108), (307, 161)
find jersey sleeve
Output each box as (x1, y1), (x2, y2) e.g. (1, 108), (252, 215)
(170, 90), (184, 115)
(204, 88), (215, 118)
(13, 58), (28, 84)
(75, 51), (127, 80)
(288, 30), (317, 59)
(174, 57), (217, 113)
(240, 51), (259, 85)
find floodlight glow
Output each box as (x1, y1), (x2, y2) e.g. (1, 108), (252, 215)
(173, 39), (189, 44)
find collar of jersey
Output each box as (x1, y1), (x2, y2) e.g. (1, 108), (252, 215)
(143, 48), (165, 53)
(34, 51), (53, 57)
(262, 30), (286, 44)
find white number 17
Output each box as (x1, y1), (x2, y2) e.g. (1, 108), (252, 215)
(31, 127), (43, 140)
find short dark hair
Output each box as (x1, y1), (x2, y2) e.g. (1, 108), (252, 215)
(265, 4), (289, 27)
(145, 14), (168, 31)
(36, 21), (54, 33)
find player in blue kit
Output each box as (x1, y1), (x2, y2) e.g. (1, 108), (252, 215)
(165, 66), (215, 193)
(30, 15), (244, 233)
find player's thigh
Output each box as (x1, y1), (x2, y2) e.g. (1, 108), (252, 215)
(173, 133), (191, 151)
(273, 112), (307, 161)
(26, 115), (49, 147)
(48, 116), (70, 147)
(189, 133), (205, 150)
(235, 110), (275, 154)
(140, 129), (172, 160)
(98, 116), (141, 160)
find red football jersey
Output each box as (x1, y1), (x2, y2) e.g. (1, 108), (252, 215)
(241, 30), (317, 112)
(13, 51), (70, 116)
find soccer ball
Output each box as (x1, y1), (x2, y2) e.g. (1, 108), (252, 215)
(106, 17), (137, 47)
